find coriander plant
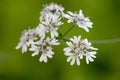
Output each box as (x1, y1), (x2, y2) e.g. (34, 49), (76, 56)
(16, 3), (98, 66)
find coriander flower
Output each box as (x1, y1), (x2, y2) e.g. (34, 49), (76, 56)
(39, 3), (64, 39)
(66, 53), (80, 66)
(40, 13), (63, 38)
(40, 3), (64, 21)
(35, 24), (47, 39)
(65, 10), (93, 32)
(29, 37), (60, 62)
(85, 51), (97, 64)
(16, 29), (37, 53)
(80, 39), (98, 64)
(63, 36), (98, 65)
(16, 35), (29, 53)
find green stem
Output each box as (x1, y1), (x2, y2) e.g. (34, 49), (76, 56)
(62, 37), (70, 42)
(90, 38), (120, 44)
(63, 25), (75, 37)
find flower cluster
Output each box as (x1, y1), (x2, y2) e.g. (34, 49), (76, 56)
(16, 3), (98, 66)
(64, 36), (98, 65)
(16, 3), (63, 62)
(65, 10), (93, 32)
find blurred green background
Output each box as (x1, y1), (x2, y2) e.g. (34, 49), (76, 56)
(0, 0), (120, 80)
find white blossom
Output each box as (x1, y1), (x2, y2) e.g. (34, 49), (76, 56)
(39, 3), (64, 39)
(39, 13), (63, 38)
(16, 35), (29, 53)
(39, 50), (54, 62)
(85, 51), (97, 64)
(40, 3), (65, 21)
(16, 29), (37, 53)
(66, 53), (80, 66)
(35, 24), (47, 39)
(63, 36), (98, 65)
(29, 37), (60, 62)
(65, 10), (93, 32)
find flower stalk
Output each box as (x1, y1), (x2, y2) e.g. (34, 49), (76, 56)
(63, 25), (75, 37)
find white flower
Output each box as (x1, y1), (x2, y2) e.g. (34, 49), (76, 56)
(66, 53), (80, 66)
(39, 50), (54, 62)
(39, 3), (64, 38)
(29, 37), (60, 62)
(65, 10), (93, 32)
(80, 39), (98, 64)
(85, 51), (97, 64)
(16, 29), (37, 53)
(40, 3), (65, 20)
(46, 37), (60, 45)
(16, 35), (29, 53)
(35, 24), (47, 39)
(40, 13), (63, 38)
(45, 3), (64, 14)
(63, 36), (98, 65)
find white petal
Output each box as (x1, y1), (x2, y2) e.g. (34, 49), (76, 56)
(47, 53), (53, 58)
(29, 45), (37, 51)
(79, 54), (84, 59)
(70, 38), (74, 42)
(70, 58), (75, 65)
(67, 56), (72, 62)
(86, 22), (93, 28)
(86, 58), (89, 64)
(50, 39), (60, 45)
(89, 57), (94, 62)
(91, 55), (96, 58)
(66, 42), (73, 47)
(84, 27), (89, 32)
(67, 11), (74, 16)
(22, 45), (27, 53)
(48, 50), (54, 54)
(16, 42), (23, 49)
(53, 30), (58, 37)
(39, 54), (44, 62)
(90, 51), (96, 55)
(64, 14), (71, 19)
(68, 20), (73, 23)
(65, 52), (72, 56)
(76, 57), (80, 65)
(63, 47), (71, 53)
(91, 47), (98, 50)
(78, 36), (81, 41)
(89, 52), (96, 58)
(79, 10), (84, 17)
(51, 32), (54, 38)
(44, 55), (47, 62)
(32, 50), (39, 57)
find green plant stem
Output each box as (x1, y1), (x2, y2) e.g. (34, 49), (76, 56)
(63, 25), (75, 37)
(56, 25), (75, 42)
